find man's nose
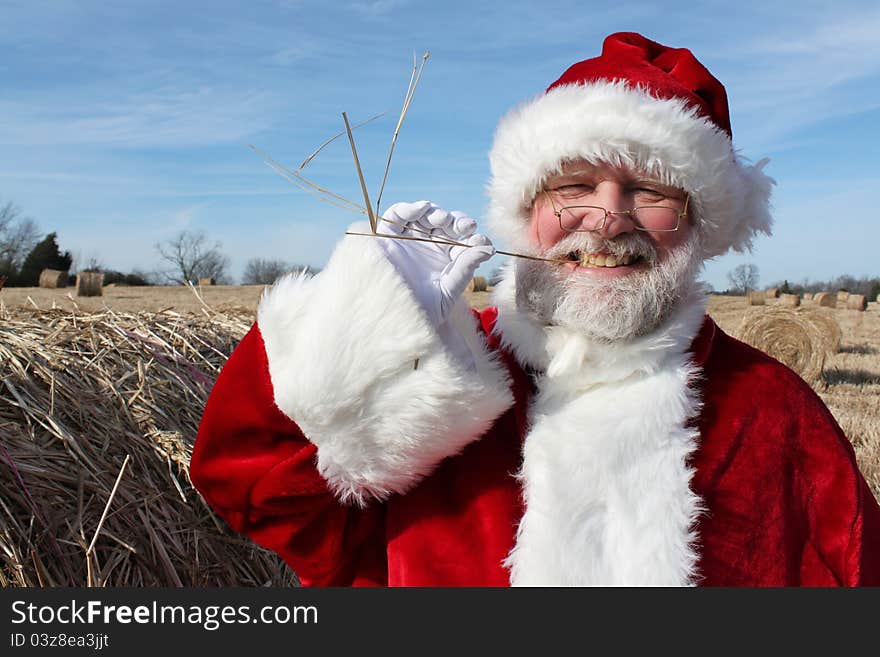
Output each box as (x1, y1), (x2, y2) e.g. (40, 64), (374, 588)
(593, 184), (635, 238)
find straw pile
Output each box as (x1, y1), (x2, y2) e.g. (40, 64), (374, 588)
(837, 291), (850, 303)
(813, 292), (836, 308)
(39, 269), (68, 289)
(765, 287), (779, 299)
(76, 272), (104, 297)
(746, 290), (765, 306)
(0, 306), (298, 587)
(467, 276), (488, 292)
(738, 308), (827, 385)
(778, 293), (800, 307)
(846, 294), (868, 311)
(198, 277), (216, 286)
(803, 292), (813, 302)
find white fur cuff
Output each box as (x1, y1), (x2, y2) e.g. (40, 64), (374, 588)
(257, 222), (513, 506)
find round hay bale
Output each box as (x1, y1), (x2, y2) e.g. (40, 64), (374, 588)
(812, 292), (836, 308)
(846, 294), (867, 311)
(778, 293), (800, 307)
(0, 308), (297, 586)
(836, 291), (850, 303)
(198, 277), (216, 286)
(738, 308), (826, 385)
(467, 276), (488, 292)
(802, 292), (813, 302)
(76, 271), (104, 297)
(765, 287), (779, 299)
(746, 290), (765, 306)
(797, 307), (841, 355)
(39, 268), (68, 288)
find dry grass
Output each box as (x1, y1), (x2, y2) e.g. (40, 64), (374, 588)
(0, 302), (297, 586)
(1, 287), (878, 588)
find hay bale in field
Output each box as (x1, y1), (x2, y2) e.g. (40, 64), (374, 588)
(198, 277), (216, 286)
(0, 308), (297, 587)
(76, 272), (104, 297)
(846, 294), (867, 311)
(836, 291), (850, 303)
(467, 276), (488, 292)
(798, 307), (842, 355)
(746, 290), (765, 306)
(738, 308), (826, 385)
(778, 293), (800, 307)
(813, 292), (836, 308)
(765, 287), (779, 299)
(803, 292), (813, 302)
(38, 268), (68, 288)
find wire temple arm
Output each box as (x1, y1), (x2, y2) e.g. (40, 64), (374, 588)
(343, 231), (564, 263)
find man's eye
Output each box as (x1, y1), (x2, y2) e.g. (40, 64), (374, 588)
(553, 184), (594, 195)
(633, 187), (667, 200)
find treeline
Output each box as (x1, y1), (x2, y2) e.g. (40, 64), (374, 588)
(1, 202), (320, 288)
(768, 275), (880, 301)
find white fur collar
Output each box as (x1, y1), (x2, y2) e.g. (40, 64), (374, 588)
(491, 267), (708, 389)
(492, 269), (707, 586)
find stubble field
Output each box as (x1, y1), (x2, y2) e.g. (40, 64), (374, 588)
(1, 283), (878, 586)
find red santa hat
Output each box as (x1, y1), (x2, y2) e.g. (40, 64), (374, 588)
(487, 32), (774, 258)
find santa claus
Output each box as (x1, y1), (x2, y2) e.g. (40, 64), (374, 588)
(190, 32), (880, 586)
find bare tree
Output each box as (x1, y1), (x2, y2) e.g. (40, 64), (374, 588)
(727, 263), (760, 294)
(0, 201), (40, 278)
(241, 258), (318, 285)
(155, 230), (230, 285)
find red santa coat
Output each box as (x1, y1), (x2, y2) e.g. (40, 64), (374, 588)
(190, 230), (880, 586)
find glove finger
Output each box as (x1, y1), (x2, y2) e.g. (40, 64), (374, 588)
(449, 211), (477, 239)
(384, 200), (431, 221)
(381, 201), (432, 233)
(452, 244), (495, 272)
(441, 242), (495, 300)
(422, 206), (454, 233)
(449, 233), (493, 260)
(377, 212), (406, 235)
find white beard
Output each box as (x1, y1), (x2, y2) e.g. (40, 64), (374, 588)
(515, 231), (704, 343)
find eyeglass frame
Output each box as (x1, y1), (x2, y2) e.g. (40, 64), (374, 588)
(542, 188), (690, 234)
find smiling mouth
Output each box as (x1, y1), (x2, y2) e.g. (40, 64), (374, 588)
(567, 251), (644, 268)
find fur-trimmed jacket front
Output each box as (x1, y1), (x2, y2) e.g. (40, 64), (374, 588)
(190, 227), (880, 586)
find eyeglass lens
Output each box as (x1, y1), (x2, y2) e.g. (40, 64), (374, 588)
(557, 206), (680, 232)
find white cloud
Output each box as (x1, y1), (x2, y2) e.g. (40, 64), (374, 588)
(715, 7), (880, 148)
(0, 86), (275, 148)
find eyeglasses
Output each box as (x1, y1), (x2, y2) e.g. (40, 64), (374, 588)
(543, 190), (689, 234)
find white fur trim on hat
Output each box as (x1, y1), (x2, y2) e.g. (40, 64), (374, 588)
(487, 81), (774, 259)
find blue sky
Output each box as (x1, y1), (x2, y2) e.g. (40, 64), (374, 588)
(2, 0), (879, 290)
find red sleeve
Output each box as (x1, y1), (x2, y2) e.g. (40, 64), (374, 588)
(190, 323), (387, 586)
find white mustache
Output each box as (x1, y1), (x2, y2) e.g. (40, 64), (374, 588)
(542, 232), (658, 264)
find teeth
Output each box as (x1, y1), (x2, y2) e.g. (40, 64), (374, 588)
(576, 252), (637, 268)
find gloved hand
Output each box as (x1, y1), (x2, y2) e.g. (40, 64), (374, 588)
(376, 201), (495, 368)
(377, 201), (495, 326)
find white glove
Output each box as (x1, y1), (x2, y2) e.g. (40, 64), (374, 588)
(376, 201), (495, 368)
